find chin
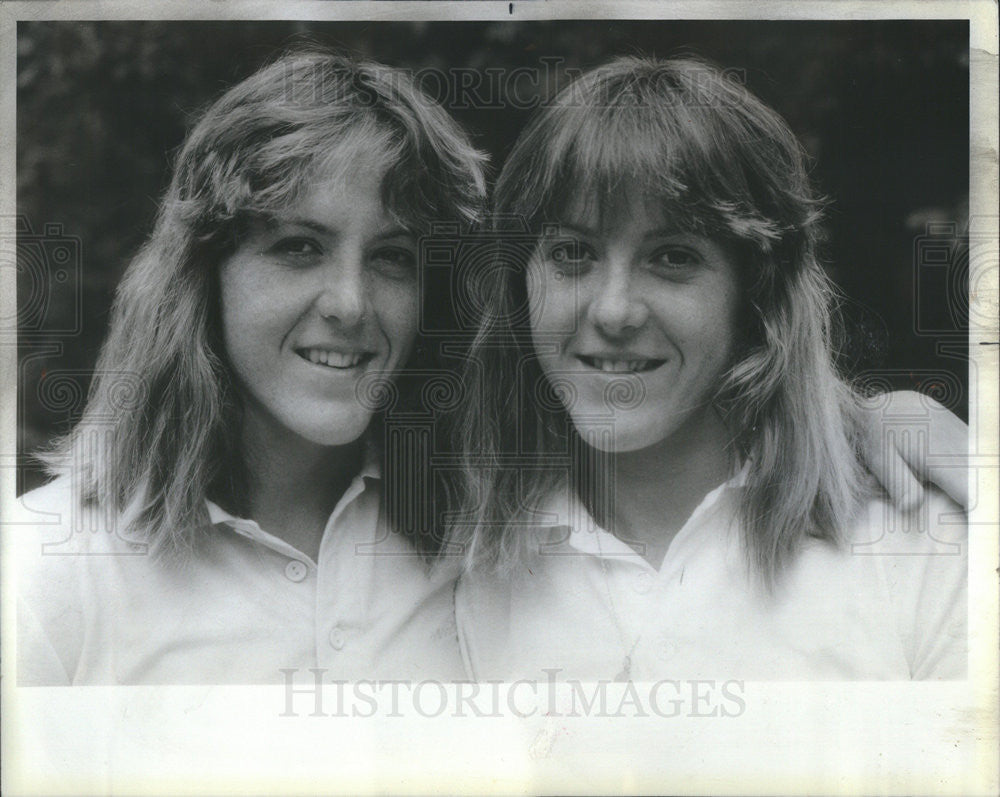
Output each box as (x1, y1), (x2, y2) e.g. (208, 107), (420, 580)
(292, 410), (375, 449)
(571, 412), (670, 453)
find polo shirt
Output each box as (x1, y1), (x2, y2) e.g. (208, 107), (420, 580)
(14, 460), (463, 685)
(456, 471), (967, 681)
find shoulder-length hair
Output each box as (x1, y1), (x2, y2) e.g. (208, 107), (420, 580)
(449, 55), (874, 586)
(41, 48), (487, 559)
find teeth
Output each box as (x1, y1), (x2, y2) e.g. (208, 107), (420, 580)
(586, 358), (654, 373)
(327, 351), (361, 368)
(595, 359), (644, 373)
(300, 348), (365, 369)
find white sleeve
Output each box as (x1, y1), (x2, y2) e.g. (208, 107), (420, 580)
(11, 479), (87, 686)
(876, 490), (968, 679)
(17, 597), (73, 686)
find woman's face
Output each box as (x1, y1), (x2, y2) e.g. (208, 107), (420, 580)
(526, 193), (742, 453)
(218, 166), (421, 450)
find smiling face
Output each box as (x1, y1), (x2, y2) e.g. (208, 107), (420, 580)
(526, 193), (743, 453)
(218, 166), (421, 452)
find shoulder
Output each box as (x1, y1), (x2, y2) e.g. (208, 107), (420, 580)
(11, 476), (82, 558)
(849, 488), (967, 678)
(10, 477), (90, 685)
(761, 489), (966, 679)
(787, 487), (966, 610)
(12, 475), (146, 554)
(847, 488), (966, 557)
(12, 475), (145, 618)
(13, 477), (93, 598)
(13, 474), (77, 519)
(794, 488), (967, 600)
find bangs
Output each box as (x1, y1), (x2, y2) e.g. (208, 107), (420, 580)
(501, 57), (817, 254)
(237, 118), (403, 222)
(174, 51), (486, 247)
(192, 109), (464, 240)
(537, 104), (711, 236)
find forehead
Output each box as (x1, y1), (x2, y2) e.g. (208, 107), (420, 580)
(296, 162), (383, 209)
(553, 188), (683, 237)
(249, 167), (409, 245)
(269, 145), (417, 234)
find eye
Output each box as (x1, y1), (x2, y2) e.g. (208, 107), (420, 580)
(544, 239), (596, 275)
(269, 237), (322, 259)
(650, 246), (700, 272)
(370, 245), (418, 278)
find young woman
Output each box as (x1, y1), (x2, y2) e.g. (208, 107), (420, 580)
(452, 57), (967, 681)
(15, 50), (486, 684)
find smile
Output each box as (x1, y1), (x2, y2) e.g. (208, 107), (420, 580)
(295, 347), (373, 370)
(577, 355), (665, 374)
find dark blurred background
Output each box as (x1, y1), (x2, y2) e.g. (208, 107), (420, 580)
(16, 20), (970, 492)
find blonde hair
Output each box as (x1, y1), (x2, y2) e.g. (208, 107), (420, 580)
(41, 49), (487, 558)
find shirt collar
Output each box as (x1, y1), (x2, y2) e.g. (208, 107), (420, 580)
(537, 459), (749, 561)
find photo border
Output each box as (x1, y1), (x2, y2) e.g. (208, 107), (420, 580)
(1, 2), (996, 795)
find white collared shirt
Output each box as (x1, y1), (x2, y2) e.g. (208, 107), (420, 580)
(456, 472), (967, 681)
(14, 461), (463, 685)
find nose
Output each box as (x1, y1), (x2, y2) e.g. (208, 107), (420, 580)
(587, 262), (647, 336)
(314, 251), (367, 328)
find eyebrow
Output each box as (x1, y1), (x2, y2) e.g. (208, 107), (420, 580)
(274, 217), (416, 241)
(547, 221), (694, 241)
(547, 222), (598, 238)
(280, 217), (331, 235)
(644, 226), (695, 241)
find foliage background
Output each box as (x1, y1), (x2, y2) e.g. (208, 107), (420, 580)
(16, 20), (970, 491)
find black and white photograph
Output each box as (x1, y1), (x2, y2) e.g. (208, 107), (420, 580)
(1, 1), (997, 794)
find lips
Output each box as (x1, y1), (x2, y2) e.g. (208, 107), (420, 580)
(295, 347), (374, 370)
(576, 355), (666, 374)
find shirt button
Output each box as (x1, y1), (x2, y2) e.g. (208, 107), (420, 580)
(328, 626), (346, 650)
(633, 571), (654, 594)
(284, 560), (308, 582)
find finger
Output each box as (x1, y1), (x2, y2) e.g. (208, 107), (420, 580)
(926, 463), (969, 510)
(880, 390), (969, 509)
(928, 400), (970, 461)
(866, 425), (925, 512)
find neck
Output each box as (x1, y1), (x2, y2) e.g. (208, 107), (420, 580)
(240, 412), (366, 561)
(584, 406), (734, 569)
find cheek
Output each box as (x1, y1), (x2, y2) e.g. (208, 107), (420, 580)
(690, 287), (742, 373)
(527, 267), (578, 336)
(218, 256), (284, 335)
(650, 284), (741, 365)
(372, 280), (421, 355)
(218, 262), (257, 345)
